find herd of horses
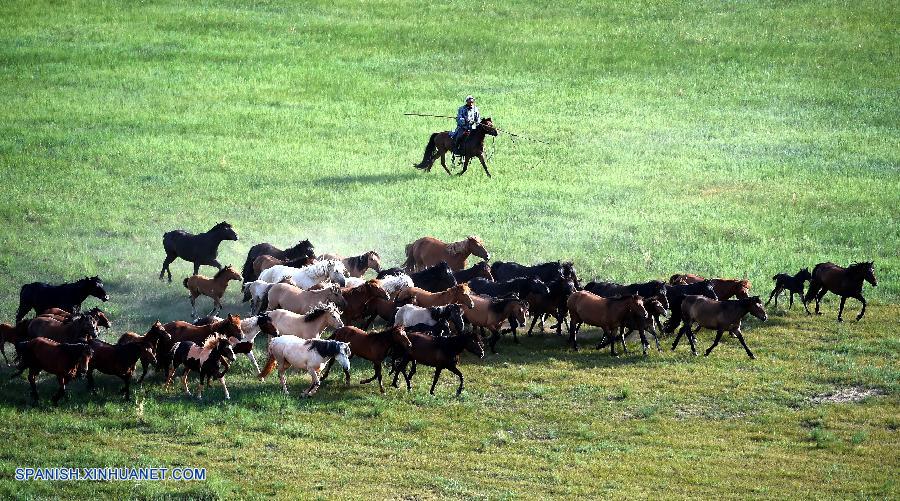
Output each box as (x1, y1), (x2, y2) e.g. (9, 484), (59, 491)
(0, 221), (879, 404)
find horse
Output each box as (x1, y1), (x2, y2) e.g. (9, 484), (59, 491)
(267, 304), (344, 339)
(394, 303), (466, 336)
(252, 254), (316, 278)
(322, 326), (412, 393)
(16, 276), (109, 323)
(767, 268), (813, 312)
(567, 292), (647, 355)
(340, 281), (390, 324)
(413, 117), (499, 177)
(27, 313), (98, 344)
(463, 295), (529, 352)
(318, 251), (382, 278)
(491, 261), (580, 288)
(403, 236), (490, 272)
(258, 259), (348, 289)
(267, 283), (346, 314)
(525, 278), (577, 337)
(159, 222), (238, 282)
(242, 276), (295, 314)
(166, 335), (236, 400)
(398, 262), (456, 292)
(12, 338), (93, 404)
(86, 339), (155, 400)
(469, 277), (550, 299)
(0, 321), (30, 365)
(403, 284), (475, 309)
(389, 330), (485, 396)
(259, 337), (351, 397)
(158, 315), (243, 371)
(375, 273), (415, 298)
(453, 261), (494, 283)
(241, 239), (316, 285)
(668, 274), (752, 300)
(584, 281), (669, 333)
(192, 313), (279, 374)
(674, 296), (767, 358)
(182, 265), (243, 317)
(598, 296), (668, 356)
(663, 281), (719, 334)
(37, 306), (112, 330)
(805, 262), (877, 321)
(114, 321), (172, 383)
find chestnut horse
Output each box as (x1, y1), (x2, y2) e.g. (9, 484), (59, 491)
(403, 236), (490, 272)
(462, 295), (529, 353)
(669, 274), (751, 300)
(674, 296), (767, 358)
(805, 261), (877, 321)
(413, 117), (498, 177)
(403, 284), (475, 309)
(27, 313), (98, 344)
(322, 325), (412, 393)
(183, 265), (243, 317)
(86, 339), (155, 399)
(567, 292), (647, 355)
(0, 321), (29, 365)
(12, 338), (93, 404)
(340, 281), (390, 324)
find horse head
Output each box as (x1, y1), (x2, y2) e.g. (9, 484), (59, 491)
(442, 304), (465, 335)
(366, 251), (382, 272)
(466, 236), (490, 261)
(479, 117), (498, 136)
(84, 276), (109, 302)
(212, 221), (239, 241)
(390, 326), (412, 351)
(627, 295), (648, 320)
(798, 267), (812, 281)
(742, 296), (768, 321)
(324, 260), (347, 287)
(150, 320), (172, 344)
(861, 262), (877, 287)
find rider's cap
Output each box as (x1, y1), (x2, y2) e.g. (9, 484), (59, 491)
(465, 95), (475, 102)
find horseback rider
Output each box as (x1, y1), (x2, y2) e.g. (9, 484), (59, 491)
(451, 95), (480, 152)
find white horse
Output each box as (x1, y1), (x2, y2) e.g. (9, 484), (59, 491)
(200, 313), (279, 374)
(394, 303), (439, 328)
(378, 273), (414, 298)
(258, 260), (347, 289)
(344, 277), (366, 288)
(259, 336), (351, 397)
(267, 304), (344, 339)
(243, 280), (275, 314)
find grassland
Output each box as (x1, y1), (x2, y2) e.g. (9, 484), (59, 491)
(0, 0), (897, 498)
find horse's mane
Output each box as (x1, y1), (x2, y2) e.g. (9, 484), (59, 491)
(308, 339), (345, 358)
(304, 303), (340, 322)
(213, 266), (235, 280)
(202, 334), (224, 350)
(487, 295), (522, 313)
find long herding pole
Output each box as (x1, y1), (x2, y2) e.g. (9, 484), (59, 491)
(403, 113), (552, 145)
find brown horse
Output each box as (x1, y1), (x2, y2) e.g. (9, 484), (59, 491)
(675, 295), (767, 358)
(390, 329), (485, 396)
(319, 251), (382, 278)
(340, 281), (390, 324)
(0, 321), (29, 365)
(322, 325), (412, 393)
(462, 295), (529, 352)
(403, 236), (490, 272)
(669, 274), (752, 300)
(115, 321), (172, 383)
(36, 307), (111, 330)
(805, 262), (877, 321)
(183, 265), (243, 317)
(12, 338), (93, 404)
(252, 254), (315, 277)
(413, 117), (499, 177)
(86, 339), (155, 399)
(267, 283), (346, 314)
(403, 284), (475, 309)
(27, 313), (98, 344)
(158, 315), (242, 370)
(567, 292), (647, 355)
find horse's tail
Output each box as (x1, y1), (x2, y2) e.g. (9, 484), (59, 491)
(182, 277), (190, 289)
(414, 133), (438, 170)
(258, 348), (277, 380)
(402, 243), (415, 271)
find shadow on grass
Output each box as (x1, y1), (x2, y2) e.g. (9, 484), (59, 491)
(312, 171), (419, 186)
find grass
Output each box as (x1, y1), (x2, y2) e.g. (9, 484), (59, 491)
(0, 0), (897, 498)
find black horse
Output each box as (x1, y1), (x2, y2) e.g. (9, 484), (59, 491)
(525, 277), (577, 336)
(241, 239), (316, 284)
(767, 268), (812, 312)
(16, 276), (108, 323)
(469, 277), (550, 299)
(491, 261), (580, 288)
(805, 262), (877, 322)
(413, 117), (499, 177)
(159, 222), (239, 282)
(663, 281), (718, 334)
(408, 262), (458, 292)
(584, 280), (667, 301)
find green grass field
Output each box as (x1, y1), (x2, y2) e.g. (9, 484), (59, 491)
(0, 0), (897, 498)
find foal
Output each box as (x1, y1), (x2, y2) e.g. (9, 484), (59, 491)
(166, 335), (237, 400)
(183, 265), (243, 317)
(323, 325), (412, 393)
(767, 268), (812, 312)
(12, 338), (93, 404)
(675, 295), (767, 358)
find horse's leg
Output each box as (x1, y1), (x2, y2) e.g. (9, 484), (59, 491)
(121, 375), (132, 400)
(788, 291), (794, 309)
(219, 377), (230, 400)
(638, 329), (649, 356)
(160, 253), (176, 282)
(405, 361), (416, 392)
(854, 294), (867, 322)
(766, 286), (778, 306)
(800, 289), (812, 315)
(430, 367), (443, 395)
(181, 369), (192, 396)
(440, 151), (451, 175)
(477, 154), (491, 178)
(672, 323), (687, 351)
(568, 319), (580, 351)
(360, 361), (378, 385)
(193, 262), (201, 276)
(620, 327), (629, 355)
(87, 369), (97, 394)
(136, 357), (149, 384)
(28, 369), (39, 403)
(190, 295), (197, 318)
(687, 326), (700, 356)
(279, 367), (289, 395)
(837, 296), (847, 322)
(488, 329), (501, 354)
(305, 370), (321, 397)
(704, 328), (724, 356)
(734, 328), (755, 359)
(52, 376), (67, 405)
(0, 343), (8, 366)
(814, 289), (826, 315)
(448, 365), (465, 396)
(526, 315), (539, 336)
(457, 157), (470, 176)
(246, 352), (260, 375)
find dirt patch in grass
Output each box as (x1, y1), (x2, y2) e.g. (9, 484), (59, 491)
(811, 387), (885, 404)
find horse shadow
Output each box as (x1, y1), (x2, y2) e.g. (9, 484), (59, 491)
(312, 172), (419, 187)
